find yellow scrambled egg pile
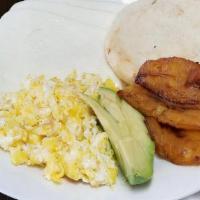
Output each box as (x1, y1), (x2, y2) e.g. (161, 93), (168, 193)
(0, 72), (118, 186)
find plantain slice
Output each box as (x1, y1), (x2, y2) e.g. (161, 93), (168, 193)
(145, 117), (200, 165)
(135, 57), (200, 109)
(118, 84), (200, 130)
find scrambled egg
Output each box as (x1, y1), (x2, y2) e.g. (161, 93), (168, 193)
(0, 72), (118, 186)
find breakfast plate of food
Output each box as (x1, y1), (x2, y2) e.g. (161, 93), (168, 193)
(0, 0), (200, 199)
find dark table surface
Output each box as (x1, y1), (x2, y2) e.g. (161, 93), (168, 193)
(0, 1), (21, 199)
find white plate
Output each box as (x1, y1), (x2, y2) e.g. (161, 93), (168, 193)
(0, 1), (200, 200)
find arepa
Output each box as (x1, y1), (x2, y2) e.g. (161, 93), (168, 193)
(105, 0), (200, 84)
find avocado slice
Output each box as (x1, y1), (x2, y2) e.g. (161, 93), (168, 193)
(81, 88), (155, 185)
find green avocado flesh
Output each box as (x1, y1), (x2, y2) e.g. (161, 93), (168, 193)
(81, 87), (155, 185)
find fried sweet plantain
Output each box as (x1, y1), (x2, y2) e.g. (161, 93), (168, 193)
(135, 57), (200, 109)
(145, 117), (200, 165)
(118, 84), (200, 130)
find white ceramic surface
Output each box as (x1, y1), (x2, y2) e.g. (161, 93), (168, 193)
(0, 1), (200, 200)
